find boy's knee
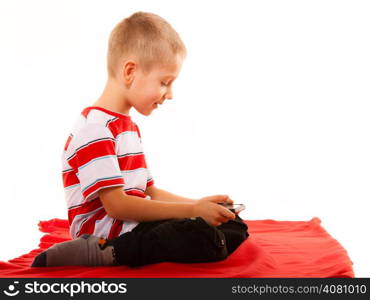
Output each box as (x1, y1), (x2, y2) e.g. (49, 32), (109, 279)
(209, 231), (228, 261)
(195, 217), (229, 261)
(153, 217), (229, 263)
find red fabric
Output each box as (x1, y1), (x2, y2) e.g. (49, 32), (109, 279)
(0, 217), (354, 278)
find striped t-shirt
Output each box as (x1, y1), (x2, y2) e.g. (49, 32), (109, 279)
(61, 106), (154, 239)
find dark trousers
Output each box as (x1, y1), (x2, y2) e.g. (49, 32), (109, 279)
(109, 215), (249, 267)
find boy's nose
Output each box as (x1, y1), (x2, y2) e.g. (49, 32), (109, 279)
(166, 91), (173, 100)
(166, 86), (173, 100)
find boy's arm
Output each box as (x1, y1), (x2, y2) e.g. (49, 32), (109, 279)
(145, 185), (195, 204)
(98, 186), (195, 222)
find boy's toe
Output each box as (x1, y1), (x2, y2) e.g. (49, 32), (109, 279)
(31, 252), (47, 267)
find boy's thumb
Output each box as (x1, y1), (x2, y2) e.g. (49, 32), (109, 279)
(210, 194), (228, 202)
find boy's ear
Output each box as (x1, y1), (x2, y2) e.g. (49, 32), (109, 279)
(119, 60), (137, 86)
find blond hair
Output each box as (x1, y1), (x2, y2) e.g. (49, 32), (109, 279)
(107, 11), (187, 78)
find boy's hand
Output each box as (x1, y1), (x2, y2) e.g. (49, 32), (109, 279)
(192, 195), (236, 227)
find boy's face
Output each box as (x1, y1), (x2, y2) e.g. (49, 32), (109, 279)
(127, 54), (183, 116)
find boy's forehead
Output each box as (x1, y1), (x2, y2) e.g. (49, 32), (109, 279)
(158, 62), (182, 78)
(158, 55), (183, 77)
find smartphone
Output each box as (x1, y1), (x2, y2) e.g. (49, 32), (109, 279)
(218, 203), (246, 214)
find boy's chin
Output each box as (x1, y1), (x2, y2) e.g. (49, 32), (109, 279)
(134, 106), (153, 116)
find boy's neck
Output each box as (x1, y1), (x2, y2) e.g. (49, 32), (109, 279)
(92, 78), (131, 115)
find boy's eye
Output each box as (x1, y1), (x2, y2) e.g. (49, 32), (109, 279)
(161, 82), (168, 86)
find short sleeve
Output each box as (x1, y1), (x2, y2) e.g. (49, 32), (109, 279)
(67, 123), (125, 202)
(146, 166), (154, 188)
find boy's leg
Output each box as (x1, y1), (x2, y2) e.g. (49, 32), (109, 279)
(31, 219), (174, 267)
(109, 217), (228, 267)
(31, 217), (228, 268)
(216, 214), (249, 255)
(31, 234), (117, 267)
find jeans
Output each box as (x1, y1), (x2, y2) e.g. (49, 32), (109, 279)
(109, 215), (249, 267)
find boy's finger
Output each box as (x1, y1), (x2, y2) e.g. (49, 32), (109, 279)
(221, 196), (233, 204)
(220, 195), (230, 202)
(217, 216), (230, 224)
(220, 207), (236, 219)
(210, 194), (229, 202)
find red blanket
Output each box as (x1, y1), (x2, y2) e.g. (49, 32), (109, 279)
(0, 217), (354, 278)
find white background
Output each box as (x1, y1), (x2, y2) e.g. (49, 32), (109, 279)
(0, 0), (369, 277)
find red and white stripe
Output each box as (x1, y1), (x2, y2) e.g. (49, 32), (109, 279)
(62, 106), (154, 239)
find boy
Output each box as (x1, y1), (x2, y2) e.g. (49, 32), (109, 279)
(31, 11), (248, 268)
